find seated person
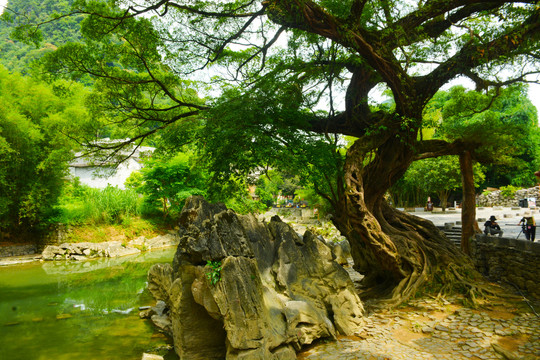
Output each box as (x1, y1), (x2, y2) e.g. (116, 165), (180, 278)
(484, 215), (503, 237)
(518, 211), (536, 241)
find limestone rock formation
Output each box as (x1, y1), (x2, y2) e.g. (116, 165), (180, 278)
(326, 239), (352, 265)
(147, 196), (365, 360)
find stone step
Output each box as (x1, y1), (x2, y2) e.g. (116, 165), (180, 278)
(437, 228), (461, 234)
(437, 226), (462, 246)
(441, 229), (461, 233)
(445, 234), (461, 239)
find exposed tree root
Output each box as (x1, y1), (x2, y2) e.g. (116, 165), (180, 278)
(355, 233), (522, 310)
(416, 262), (524, 310)
(334, 141), (525, 310)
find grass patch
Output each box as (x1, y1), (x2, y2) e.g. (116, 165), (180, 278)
(64, 216), (171, 244)
(53, 183), (146, 225)
(50, 181), (177, 244)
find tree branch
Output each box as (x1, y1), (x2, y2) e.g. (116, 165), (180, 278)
(414, 139), (479, 160)
(417, 6), (540, 102)
(76, 0), (261, 21)
(349, 0), (368, 23)
(209, 7), (267, 62)
(380, 0), (513, 47)
(266, 0), (409, 113)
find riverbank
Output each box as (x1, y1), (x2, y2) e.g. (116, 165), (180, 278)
(0, 215), (175, 265)
(0, 243), (38, 259)
(0, 233), (179, 266)
(41, 233), (179, 261)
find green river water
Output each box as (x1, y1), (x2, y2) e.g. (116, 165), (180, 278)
(0, 248), (178, 360)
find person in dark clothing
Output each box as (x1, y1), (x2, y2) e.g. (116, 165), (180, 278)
(484, 215), (503, 237)
(518, 211), (536, 241)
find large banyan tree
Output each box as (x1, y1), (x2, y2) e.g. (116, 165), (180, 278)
(12, 0), (540, 303)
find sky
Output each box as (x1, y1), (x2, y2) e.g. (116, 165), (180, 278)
(525, 84), (540, 118)
(0, 0), (538, 116)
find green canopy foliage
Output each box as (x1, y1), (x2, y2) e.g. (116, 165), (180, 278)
(23, 0), (537, 197)
(426, 85), (539, 187)
(202, 88), (345, 209)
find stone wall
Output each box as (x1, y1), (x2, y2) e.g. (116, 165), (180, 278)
(477, 186), (539, 207)
(41, 223), (71, 246)
(0, 244), (38, 258)
(470, 235), (540, 299)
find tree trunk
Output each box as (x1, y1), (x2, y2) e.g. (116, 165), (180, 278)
(460, 150), (476, 255)
(438, 190), (449, 212)
(162, 197), (169, 218)
(332, 139), (476, 305)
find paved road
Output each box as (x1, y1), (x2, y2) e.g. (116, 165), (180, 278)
(411, 207), (538, 240)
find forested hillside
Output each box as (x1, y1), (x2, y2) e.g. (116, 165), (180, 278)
(0, 0), (82, 72)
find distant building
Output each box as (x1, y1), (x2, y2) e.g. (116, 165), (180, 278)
(68, 139), (154, 189)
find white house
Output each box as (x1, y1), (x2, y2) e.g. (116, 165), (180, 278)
(69, 140), (154, 189)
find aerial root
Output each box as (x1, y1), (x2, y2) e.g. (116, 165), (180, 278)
(445, 264), (521, 305)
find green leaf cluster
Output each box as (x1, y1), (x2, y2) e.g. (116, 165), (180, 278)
(205, 260), (222, 286)
(426, 85), (539, 187)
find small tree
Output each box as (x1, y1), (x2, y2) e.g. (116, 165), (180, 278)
(432, 85), (539, 175)
(404, 156), (485, 211)
(133, 152), (207, 217)
(255, 170), (283, 207)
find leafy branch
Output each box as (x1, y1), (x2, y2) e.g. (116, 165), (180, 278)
(206, 260), (222, 285)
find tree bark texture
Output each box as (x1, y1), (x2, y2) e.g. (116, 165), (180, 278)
(460, 150), (477, 255)
(332, 138), (475, 304)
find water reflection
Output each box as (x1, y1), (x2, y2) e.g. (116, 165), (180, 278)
(0, 248), (178, 360)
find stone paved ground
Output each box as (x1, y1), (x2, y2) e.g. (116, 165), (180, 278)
(298, 295), (540, 360)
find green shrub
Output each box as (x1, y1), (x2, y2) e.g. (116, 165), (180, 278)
(206, 260), (222, 285)
(225, 196), (268, 214)
(499, 185), (520, 199)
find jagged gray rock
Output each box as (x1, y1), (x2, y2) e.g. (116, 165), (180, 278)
(327, 239), (352, 265)
(147, 196), (365, 360)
